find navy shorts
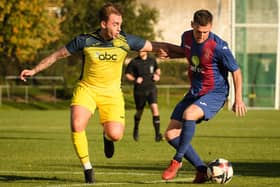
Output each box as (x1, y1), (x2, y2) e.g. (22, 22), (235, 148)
(134, 87), (157, 110)
(171, 92), (227, 123)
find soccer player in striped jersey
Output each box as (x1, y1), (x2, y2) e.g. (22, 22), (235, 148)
(161, 9), (247, 183)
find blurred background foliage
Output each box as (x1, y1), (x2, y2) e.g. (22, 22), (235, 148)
(0, 0), (187, 92)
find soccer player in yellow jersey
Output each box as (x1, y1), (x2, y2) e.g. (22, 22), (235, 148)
(19, 2), (183, 184)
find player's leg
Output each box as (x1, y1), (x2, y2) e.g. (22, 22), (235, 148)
(98, 90), (125, 158)
(133, 92), (145, 141)
(163, 117), (207, 182)
(162, 119), (183, 180)
(177, 104), (209, 183)
(162, 95), (190, 180)
(189, 94), (227, 183)
(71, 105), (94, 183)
(162, 94), (205, 180)
(103, 121), (125, 158)
(173, 104), (203, 162)
(71, 83), (97, 183)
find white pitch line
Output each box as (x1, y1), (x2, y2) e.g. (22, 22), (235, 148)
(0, 170), (193, 187)
(0, 170), (160, 176)
(36, 178), (194, 187)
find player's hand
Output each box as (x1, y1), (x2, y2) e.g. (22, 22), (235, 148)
(153, 74), (160, 81)
(20, 69), (36, 82)
(135, 77), (143, 84)
(157, 48), (170, 59)
(232, 101), (247, 117)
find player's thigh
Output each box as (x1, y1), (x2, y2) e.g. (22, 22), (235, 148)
(98, 91), (125, 125)
(70, 105), (92, 132)
(170, 95), (194, 122)
(71, 83), (97, 113)
(193, 93), (226, 121)
(70, 83), (96, 132)
(183, 104), (204, 120)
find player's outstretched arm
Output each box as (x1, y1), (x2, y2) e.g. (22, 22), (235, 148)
(231, 68), (247, 117)
(141, 41), (185, 59)
(20, 47), (70, 82)
(153, 41), (185, 59)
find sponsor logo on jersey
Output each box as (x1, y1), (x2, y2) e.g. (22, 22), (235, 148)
(96, 52), (117, 61)
(190, 55), (202, 73)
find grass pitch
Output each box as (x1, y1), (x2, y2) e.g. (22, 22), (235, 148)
(0, 108), (279, 187)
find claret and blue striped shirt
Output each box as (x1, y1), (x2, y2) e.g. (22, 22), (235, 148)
(181, 30), (239, 97)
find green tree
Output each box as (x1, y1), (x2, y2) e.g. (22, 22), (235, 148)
(0, 0), (159, 87)
(0, 0), (63, 81)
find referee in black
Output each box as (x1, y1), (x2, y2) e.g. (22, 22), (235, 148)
(125, 51), (163, 142)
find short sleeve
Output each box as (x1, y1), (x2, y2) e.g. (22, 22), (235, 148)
(65, 34), (87, 54)
(217, 42), (239, 72)
(125, 34), (146, 51)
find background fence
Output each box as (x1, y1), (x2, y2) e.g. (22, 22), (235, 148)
(0, 84), (190, 107)
(0, 84), (276, 109)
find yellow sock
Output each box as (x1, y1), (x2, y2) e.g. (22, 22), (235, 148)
(72, 131), (91, 168)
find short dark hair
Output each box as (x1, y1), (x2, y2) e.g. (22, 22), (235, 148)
(98, 3), (123, 22)
(193, 9), (213, 26)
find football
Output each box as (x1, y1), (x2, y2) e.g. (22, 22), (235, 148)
(207, 158), (233, 184)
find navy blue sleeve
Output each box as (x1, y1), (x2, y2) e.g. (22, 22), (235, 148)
(65, 34), (87, 54)
(125, 34), (146, 51)
(217, 41), (239, 72)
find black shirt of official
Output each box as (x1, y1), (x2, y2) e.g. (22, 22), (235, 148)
(125, 56), (158, 93)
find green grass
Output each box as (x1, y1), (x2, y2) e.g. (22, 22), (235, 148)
(0, 108), (279, 187)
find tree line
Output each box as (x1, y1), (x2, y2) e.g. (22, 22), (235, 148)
(0, 0), (160, 85)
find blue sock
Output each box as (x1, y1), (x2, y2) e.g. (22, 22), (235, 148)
(173, 120), (196, 162)
(168, 136), (206, 168)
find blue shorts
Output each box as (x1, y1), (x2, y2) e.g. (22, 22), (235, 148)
(171, 92), (227, 123)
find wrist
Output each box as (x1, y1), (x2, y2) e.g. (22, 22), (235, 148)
(31, 68), (38, 74)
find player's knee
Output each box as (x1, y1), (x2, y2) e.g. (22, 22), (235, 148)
(106, 131), (123, 141)
(183, 105), (204, 120)
(164, 129), (173, 141)
(103, 122), (124, 141)
(71, 120), (87, 132)
(164, 128), (181, 141)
